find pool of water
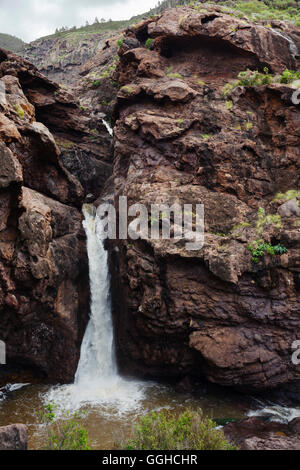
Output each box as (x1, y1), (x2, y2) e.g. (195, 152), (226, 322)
(0, 380), (251, 450)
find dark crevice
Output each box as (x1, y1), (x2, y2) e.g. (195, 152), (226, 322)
(201, 15), (219, 24)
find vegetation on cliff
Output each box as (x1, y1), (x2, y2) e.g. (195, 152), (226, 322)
(223, 68), (300, 97)
(219, 0), (300, 24)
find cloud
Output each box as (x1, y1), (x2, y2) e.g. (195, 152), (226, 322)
(0, 0), (158, 42)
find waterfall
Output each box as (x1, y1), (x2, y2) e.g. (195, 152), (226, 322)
(74, 204), (117, 385)
(44, 205), (147, 415)
(102, 118), (113, 136)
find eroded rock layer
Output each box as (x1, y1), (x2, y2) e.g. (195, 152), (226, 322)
(111, 5), (300, 390)
(0, 49), (111, 383)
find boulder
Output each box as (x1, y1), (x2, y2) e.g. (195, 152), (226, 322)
(0, 424), (27, 450)
(224, 417), (300, 450)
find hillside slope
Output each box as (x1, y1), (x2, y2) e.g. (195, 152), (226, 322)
(0, 33), (26, 53)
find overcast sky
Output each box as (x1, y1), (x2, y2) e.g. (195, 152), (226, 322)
(0, 0), (159, 42)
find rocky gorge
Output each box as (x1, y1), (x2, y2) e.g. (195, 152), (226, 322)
(0, 0), (300, 451)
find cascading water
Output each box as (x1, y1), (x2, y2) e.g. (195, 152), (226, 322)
(74, 204), (117, 385)
(44, 205), (148, 415)
(102, 118), (113, 136)
(248, 405), (300, 424)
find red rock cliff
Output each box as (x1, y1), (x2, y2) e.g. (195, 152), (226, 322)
(0, 49), (111, 383)
(110, 5), (300, 391)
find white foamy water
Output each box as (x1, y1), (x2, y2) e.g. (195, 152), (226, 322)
(248, 405), (300, 424)
(102, 118), (113, 136)
(44, 205), (148, 416)
(0, 383), (30, 402)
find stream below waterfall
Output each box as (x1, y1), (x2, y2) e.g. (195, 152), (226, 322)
(0, 206), (299, 449)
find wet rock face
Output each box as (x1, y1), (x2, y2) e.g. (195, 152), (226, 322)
(111, 6), (300, 390)
(0, 49), (111, 383)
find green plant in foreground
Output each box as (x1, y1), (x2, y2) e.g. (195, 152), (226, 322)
(248, 240), (288, 263)
(39, 403), (91, 451)
(123, 409), (237, 450)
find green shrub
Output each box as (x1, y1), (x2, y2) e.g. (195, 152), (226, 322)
(280, 69), (300, 84)
(219, 1), (300, 25)
(14, 104), (25, 119)
(123, 409), (237, 450)
(117, 38), (124, 48)
(145, 38), (154, 49)
(201, 134), (213, 140)
(231, 222), (251, 233)
(167, 72), (184, 79)
(222, 81), (239, 98)
(256, 207), (282, 234)
(120, 85), (134, 95)
(222, 68), (300, 98)
(226, 100), (234, 110)
(92, 80), (101, 88)
(244, 121), (253, 131)
(39, 404), (91, 451)
(238, 68), (272, 86)
(56, 139), (74, 150)
(193, 78), (206, 86)
(273, 189), (300, 202)
(248, 240), (288, 263)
